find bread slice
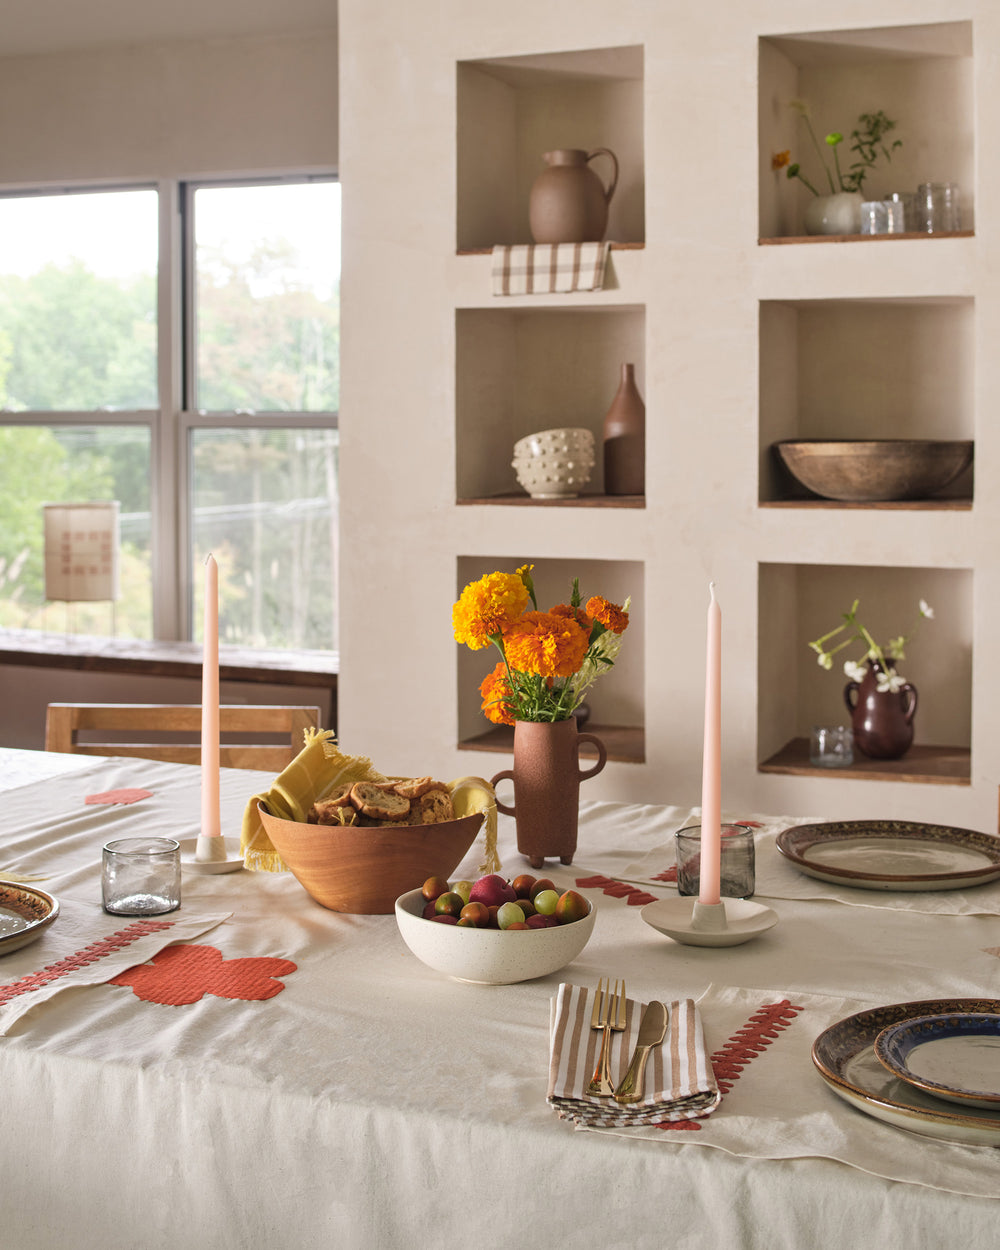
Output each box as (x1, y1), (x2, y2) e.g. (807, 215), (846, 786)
(349, 782), (412, 822)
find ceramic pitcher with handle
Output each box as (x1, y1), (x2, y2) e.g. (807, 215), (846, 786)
(529, 148), (619, 244)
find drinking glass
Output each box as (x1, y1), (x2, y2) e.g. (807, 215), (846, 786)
(810, 725), (854, 768)
(675, 824), (755, 899)
(102, 837), (181, 915)
(917, 182), (961, 233)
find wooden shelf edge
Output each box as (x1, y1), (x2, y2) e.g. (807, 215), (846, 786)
(758, 230), (974, 246)
(758, 737), (970, 786)
(457, 493), (644, 508)
(759, 498), (972, 511)
(458, 241), (645, 256)
(459, 722), (645, 765)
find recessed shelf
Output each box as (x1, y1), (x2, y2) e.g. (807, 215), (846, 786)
(458, 242), (645, 256)
(458, 492), (644, 508)
(759, 230), (974, 246)
(460, 723), (645, 765)
(759, 498), (972, 511)
(759, 737), (970, 785)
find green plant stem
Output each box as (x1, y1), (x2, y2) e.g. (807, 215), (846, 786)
(803, 116), (837, 193)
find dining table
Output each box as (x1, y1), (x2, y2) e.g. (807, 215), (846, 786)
(0, 745), (997, 1250)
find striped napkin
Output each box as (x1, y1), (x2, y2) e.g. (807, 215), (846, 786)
(547, 982), (721, 1127)
(491, 243), (610, 295)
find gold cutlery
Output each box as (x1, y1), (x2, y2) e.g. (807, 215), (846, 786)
(587, 977), (627, 1097)
(614, 1000), (668, 1104)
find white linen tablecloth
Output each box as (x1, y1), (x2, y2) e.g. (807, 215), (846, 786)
(1, 756), (998, 1250)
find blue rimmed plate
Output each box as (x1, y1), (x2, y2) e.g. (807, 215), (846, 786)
(874, 1013), (1000, 1110)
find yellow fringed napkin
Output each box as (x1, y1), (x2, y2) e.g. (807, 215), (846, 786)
(240, 728), (499, 875)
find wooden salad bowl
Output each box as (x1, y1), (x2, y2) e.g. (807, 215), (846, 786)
(774, 439), (973, 502)
(257, 801), (484, 914)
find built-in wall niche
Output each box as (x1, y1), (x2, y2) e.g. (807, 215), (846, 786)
(456, 45), (645, 252)
(758, 22), (974, 240)
(455, 555), (644, 762)
(757, 561), (972, 783)
(759, 296), (974, 505)
(455, 305), (645, 503)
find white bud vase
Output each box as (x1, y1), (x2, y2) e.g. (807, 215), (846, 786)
(803, 191), (863, 236)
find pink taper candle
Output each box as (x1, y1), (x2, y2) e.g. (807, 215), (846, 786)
(699, 582), (722, 906)
(201, 553), (221, 838)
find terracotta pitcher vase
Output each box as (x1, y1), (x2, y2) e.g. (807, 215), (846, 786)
(844, 660), (917, 759)
(529, 148), (619, 244)
(602, 362), (645, 495)
(490, 719), (607, 868)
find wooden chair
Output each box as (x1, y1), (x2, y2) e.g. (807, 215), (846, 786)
(44, 703), (321, 771)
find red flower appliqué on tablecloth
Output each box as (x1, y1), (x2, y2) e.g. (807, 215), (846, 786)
(109, 944), (296, 1005)
(658, 999), (803, 1131)
(575, 875), (658, 906)
(85, 788), (153, 806)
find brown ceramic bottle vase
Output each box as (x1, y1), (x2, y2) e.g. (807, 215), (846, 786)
(844, 660), (917, 759)
(490, 719), (607, 868)
(602, 362), (645, 495)
(528, 148), (619, 244)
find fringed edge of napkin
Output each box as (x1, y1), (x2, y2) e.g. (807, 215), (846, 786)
(239, 728), (499, 875)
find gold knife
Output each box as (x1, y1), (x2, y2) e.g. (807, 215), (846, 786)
(613, 1000), (668, 1104)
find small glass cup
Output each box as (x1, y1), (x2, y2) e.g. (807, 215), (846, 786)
(917, 182), (961, 233)
(102, 837), (181, 915)
(885, 191), (915, 231)
(860, 201), (888, 235)
(810, 725), (854, 769)
(675, 824), (755, 899)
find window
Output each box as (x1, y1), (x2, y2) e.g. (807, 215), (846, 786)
(0, 177), (340, 651)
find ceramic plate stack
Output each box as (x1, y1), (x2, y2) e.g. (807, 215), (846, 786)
(512, 427), (595, 498)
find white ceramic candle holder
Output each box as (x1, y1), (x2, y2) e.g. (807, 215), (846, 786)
(180, 835), (244, 875)
(639, 896), (778, 947)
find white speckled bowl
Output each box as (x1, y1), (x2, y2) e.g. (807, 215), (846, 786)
(512, 428), (595, 498)
(514, 427), (595, 459)
(394, 888), (595, 984)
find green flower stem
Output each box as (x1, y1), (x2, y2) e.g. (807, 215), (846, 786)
(802, 115), (837, 192)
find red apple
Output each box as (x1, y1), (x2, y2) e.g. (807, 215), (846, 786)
(469, 874), (517, 907)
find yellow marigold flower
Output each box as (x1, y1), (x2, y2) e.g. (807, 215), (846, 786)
(771, 150), (791, 171)
(479, 662), (515, 726)
(585, 596), (629, 633)
(504, 611), (589, 679)
(453, 572), (530, 650)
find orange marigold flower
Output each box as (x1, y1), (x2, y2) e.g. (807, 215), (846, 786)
(585, 596), (629, 633)
(771, 150), (791, 171)
(453, 572), (530, 650)
(479, 662), (515, 725)
(550, 602), (593, 629)
(503, 611), (589, 679)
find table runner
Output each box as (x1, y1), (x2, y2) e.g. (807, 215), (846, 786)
(0, 896), (230, 1032)
(573, 802), (1000, 915)
(576, 983), (1000, 1200)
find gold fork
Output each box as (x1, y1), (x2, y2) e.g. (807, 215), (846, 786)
(587, 978), (627, 1097)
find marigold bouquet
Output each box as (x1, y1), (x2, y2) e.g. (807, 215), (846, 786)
(453, 564), (630, 725)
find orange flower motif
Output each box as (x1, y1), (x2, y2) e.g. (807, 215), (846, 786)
(771, 150), (791, 171)
(479, 662), (515, 726)
(550, 602), (593, 630)
(503, 611), (589, 679)
(585, 596), (629, 633)
(452, 572), (530, 650)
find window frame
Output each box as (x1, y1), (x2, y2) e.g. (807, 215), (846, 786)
(0, 172), (340, 647)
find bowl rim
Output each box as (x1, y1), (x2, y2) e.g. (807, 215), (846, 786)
(394, 885), (594, 927)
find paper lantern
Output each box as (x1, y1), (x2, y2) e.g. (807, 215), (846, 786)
(43, 502), (120, 603)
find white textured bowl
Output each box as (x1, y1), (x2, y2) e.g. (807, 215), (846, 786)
(512, 453), (594, 498)
(394, 888), (596, 984)
(514, 427), (595, 459)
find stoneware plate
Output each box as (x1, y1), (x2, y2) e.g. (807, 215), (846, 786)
(812, 998), (1000, 1147)
(0, 880), (59, 955)
(873, 1013), (1000, 1110)
(775, 820), (1000, 891)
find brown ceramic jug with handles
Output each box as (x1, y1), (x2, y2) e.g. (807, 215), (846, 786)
(529, 148), (619, 244)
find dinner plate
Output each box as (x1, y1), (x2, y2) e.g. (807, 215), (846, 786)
(0, 880), (60, 955)
(775, 819), (1000, 891)
(812, 998), (1000, 1147)
(874, 1013), (1000, 1110)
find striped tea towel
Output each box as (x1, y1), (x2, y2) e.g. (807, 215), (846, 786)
(491, 242), (610, 295)
(547, 982), (721, 1127)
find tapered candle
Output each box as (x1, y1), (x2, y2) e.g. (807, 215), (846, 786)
(201, 553), (221, 838)
(699, 582), (722, 906)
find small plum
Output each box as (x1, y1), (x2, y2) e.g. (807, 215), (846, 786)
(422, 876), (451, 902)
(526, 913), (557, 929)
(496, 901), (526, 930)
(511, 874), (536, 899)
(432, 914), (459, 924)
(532, 889), (560, 916)
(434, 891), (465, 918)
(422, 899), (437, 919)
(459, 901), (490, 927)
(469, 874), (517, 908)
(451, 880), (473, 904)
(506, 922), (530, 930)
(554, 889), (589, 925)
(516, 897), (536, 919)
(529, 877), (557, 900)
